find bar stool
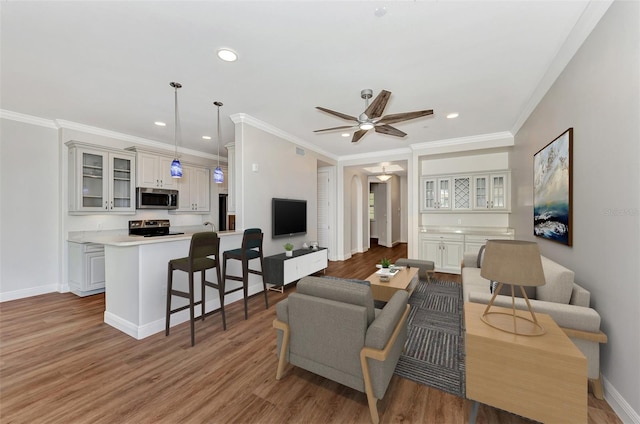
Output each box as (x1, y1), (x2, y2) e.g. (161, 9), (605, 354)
(222, 228), (269, 320)
(166, 232), (225, 346)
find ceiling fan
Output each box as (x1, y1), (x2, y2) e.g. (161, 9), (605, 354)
(314, 89), (433, 143)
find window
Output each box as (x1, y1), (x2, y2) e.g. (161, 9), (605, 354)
(369, 192), (375, 220)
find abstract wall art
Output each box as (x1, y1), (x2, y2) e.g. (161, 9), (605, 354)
(533, 128), (573, 246)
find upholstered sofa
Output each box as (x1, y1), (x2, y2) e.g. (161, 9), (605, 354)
(273, 276), (410, 424)
(462, 251), (608, 399)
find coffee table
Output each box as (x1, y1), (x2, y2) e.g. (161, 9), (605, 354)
(366, 266), (419, 302)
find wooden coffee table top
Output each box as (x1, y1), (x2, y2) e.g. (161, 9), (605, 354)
(366, 266), (419, 302)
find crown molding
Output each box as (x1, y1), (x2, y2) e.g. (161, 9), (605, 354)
(511, 0), (614, 135)
(0, 109), (58, 129)
(55, 119), (219, 160)
(411, 131), (514, 155)
(229, 113), (338, 161)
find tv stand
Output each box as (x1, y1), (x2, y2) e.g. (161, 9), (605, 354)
(264, 248), (328, 292)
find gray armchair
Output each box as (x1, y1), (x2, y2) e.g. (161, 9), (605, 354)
(273, 276), (410, 424)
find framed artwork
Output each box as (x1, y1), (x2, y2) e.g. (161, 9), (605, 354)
(533, 128), (573, 246)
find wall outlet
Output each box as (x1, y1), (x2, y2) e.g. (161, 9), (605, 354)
(457, 219), (462, 225)
(97, 222), (103, 230)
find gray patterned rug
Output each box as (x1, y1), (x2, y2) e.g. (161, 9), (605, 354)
(394, 278), (466, 398)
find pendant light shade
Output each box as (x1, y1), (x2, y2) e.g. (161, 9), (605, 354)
(377, 166), (391, 182)
(213, 101), (224, 184)
(170, 82), (183, 178)
(213, 166), (224, 183)
(170, 159), (183, 178)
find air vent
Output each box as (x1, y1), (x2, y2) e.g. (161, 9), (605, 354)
(296, 147), (305, 156)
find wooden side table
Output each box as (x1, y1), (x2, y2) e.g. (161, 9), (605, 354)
(465, 302), (587, 424)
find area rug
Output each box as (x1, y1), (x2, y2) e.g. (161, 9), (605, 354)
(394, 278), (466, 398)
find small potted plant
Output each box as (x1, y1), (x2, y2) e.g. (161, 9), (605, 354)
(284, 243), (294, 257)
(380, 258), (391, 269)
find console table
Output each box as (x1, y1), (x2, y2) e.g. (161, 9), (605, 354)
(264, 248), (328, 292)
(465, 302), (587, 423)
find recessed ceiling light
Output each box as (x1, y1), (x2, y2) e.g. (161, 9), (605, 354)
(154, 121), (166, 127)
(217, 48), (238, 62)
(374, 7), (387, 17)
(447, 113), (459, 119)
(341, 133), (350, 137)
(202, 136), (212, 140)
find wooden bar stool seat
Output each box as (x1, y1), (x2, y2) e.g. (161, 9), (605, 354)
(166, 232), (225, 346)
(222, 228), (269, 321)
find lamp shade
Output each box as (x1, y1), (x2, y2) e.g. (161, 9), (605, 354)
(213, 166), (224, 183)
(480, 240), (545, 287)
(170, 159), (183, 178)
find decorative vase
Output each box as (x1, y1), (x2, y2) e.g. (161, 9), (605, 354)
(285, 250), (293, 257)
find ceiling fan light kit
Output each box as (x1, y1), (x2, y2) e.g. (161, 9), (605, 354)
(314, 89), (433, 143)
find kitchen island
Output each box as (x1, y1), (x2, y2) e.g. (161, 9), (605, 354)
(68, 230), (261, 339)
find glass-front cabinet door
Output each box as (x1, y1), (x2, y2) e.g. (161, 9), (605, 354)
(473, 175), (488, 209)
(80, 149), (108, 212)
(109, 153), (135, 212)
(421, 178), (437, 211)
(67, 142), (136, 214)
(438, 178), (451, 209)
(490, 174), (506, 209)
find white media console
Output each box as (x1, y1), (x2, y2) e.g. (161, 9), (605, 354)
(264, 247), (328, 290)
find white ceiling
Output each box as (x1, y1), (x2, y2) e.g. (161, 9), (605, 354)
(1, 1), (608, 163)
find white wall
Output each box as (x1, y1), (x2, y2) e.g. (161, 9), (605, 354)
(233, 123), (330, 256)
(510, 1), (639, 420)
(0, 119), (60, 300)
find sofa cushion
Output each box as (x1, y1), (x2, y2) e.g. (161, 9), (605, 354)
(536, 256), (575, 304)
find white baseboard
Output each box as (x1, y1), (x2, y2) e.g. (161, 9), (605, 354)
(0, 284), (58, 302)
(603, 374), (639, 424)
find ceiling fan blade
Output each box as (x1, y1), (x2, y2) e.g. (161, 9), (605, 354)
(378, 109), (434, 125)
(313, 125), (357, 133)
(351, 129), (368, 143)
(375, 124), (407, 138)
(364, 90), (391, 119)
(316, 106), (358, 122)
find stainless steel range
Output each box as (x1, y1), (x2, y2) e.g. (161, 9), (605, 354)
(129, 220), (184, 237)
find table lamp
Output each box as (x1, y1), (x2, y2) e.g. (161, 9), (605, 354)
(480, 240), (546, 336)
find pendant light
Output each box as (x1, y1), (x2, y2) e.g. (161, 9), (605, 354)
(213, 101), (224, 184)
(377, 166), (391, 182)
(170, 82), (183, 178)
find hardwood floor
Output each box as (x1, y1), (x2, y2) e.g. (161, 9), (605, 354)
(0, 240), (620, 423)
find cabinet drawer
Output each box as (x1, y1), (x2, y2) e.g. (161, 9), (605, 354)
(421, 234), (465, 242)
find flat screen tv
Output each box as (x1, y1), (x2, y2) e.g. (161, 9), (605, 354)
(272, 198), (307, 238)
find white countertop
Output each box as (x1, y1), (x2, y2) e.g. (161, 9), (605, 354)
(419, 226), (515, 236)
(68, 228), (243, 247)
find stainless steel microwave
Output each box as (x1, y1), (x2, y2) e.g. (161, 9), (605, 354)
(136, 188), (179, 210)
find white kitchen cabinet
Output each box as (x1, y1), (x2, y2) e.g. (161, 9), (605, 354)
(67, 142), (136, 214)
(473, 173), (509, 211)
(175, 164), (210, 212)
(68, 242), (105, 296)
(452, 175), (472, 210)
(420, 177), (452, 211)
(419, 228), (514, 274)
(421, 171), (510, 213)
(464, 233), (515, 257)
(419, 233), (464, 274)
(133, 151), (176, 189)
